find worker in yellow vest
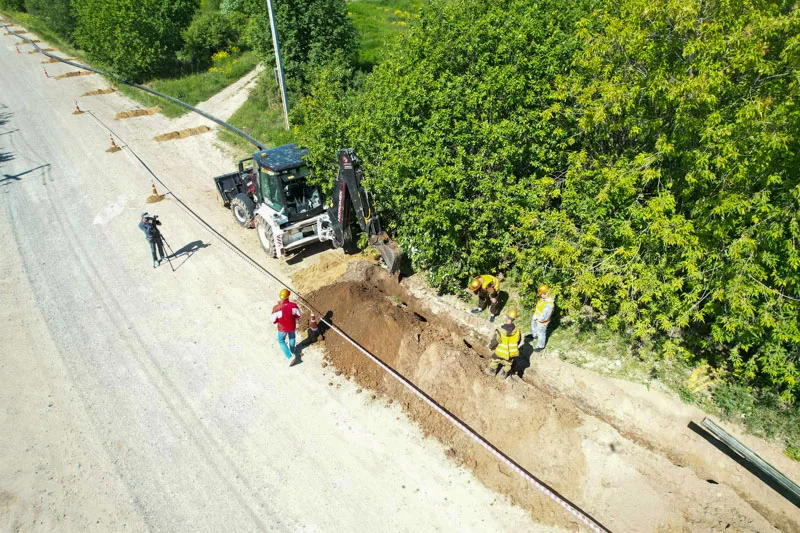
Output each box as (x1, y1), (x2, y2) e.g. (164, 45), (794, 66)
(487, 309), (521, 378)
(531, 284), (555, 350)
(469, 274), (501, 323)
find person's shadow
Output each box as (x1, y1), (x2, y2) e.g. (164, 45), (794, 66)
(167, 240), (210, 270)
(292, 311), (334, 364)
(514, 334), (535, 378)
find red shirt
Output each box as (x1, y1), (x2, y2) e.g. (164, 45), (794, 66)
(271, 300), (301, 333)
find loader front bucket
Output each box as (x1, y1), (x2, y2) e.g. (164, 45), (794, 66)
(374, 239), (402, 275)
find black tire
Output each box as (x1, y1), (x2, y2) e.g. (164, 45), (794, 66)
(230, 193), (255, 227)
(255, 215), (278, 258)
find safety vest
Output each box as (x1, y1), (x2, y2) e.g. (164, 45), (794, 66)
(478, 274), (500, 291)
(494, 326), (520, 360)
(271, 300), (301, 333)
(534, 296), (555, 324)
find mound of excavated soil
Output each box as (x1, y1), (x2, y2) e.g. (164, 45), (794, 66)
(54, 70), (94, 80)
(153, 126), (211, 142)
(300, 265), (787, 532)
(80, 87), (115, 96)
(115, 107), (160, 120)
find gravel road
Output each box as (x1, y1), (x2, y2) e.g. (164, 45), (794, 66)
(0, 35), (548, 532)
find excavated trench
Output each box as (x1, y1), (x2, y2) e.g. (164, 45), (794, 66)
(298, 264), (785, 532)
(299, 266), (590, 530)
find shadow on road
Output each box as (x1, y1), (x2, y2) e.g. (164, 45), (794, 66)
(2, 163), (50, 186)
(166, 240), (210, 271)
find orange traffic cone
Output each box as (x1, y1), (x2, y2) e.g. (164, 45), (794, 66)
(146, 183), (164, 204)
(43, 67), (50, 78)
(72, 100), (84, 115)
(309, 313), (322, 341)
(106, 134), (121, 153)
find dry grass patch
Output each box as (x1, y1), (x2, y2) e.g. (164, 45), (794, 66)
(27, 48), (54, 54)
(153, 125), (211, 142)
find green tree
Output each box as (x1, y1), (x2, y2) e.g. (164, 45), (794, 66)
(300, 0), (593, 288)
(24, 0), (74, 39)
(73, 0), (199, 81)
(181, 11), (238, 67)
(535, 0), (800, 401)
(298, 0), (800, 402)
(243, 0), (358, 89)
(0, 0), (25, 12)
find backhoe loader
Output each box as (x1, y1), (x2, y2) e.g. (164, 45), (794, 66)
(214, 145), (401, 273)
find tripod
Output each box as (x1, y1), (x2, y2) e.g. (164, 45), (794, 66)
(158, 231), (176, 272)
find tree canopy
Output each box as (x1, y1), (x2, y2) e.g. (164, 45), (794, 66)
(73, 0), (198, 81)
(298, 0), (800, 402)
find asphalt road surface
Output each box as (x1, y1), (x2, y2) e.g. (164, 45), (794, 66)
(0, 37), (546, 532)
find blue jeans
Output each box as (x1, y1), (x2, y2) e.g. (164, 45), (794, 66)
(531, 320), (548, 349)
(277, 331), (296, 359)
(148, 238), (165, 261)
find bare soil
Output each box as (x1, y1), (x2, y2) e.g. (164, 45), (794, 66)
(153, 125), (211, 142)
(115, 106), (160, 119)
(53, 70), (94, 80)
(300, 263), (798, 532)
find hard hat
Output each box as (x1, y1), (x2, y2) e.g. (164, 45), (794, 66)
(538, 284), (550, 295)
(279, 288), (290, 300)
(469, 278), (482, 291)
(506, 309), (518, 320)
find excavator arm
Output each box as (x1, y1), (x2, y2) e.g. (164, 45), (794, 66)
(328, 148), (402, 274)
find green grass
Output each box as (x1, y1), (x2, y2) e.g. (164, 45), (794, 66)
(0, 10), (83, 58)
(217, 71), (297, 157)
(115, 51), (260, 118)
(348, 0), (423, 67)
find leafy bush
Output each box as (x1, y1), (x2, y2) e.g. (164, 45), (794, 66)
(0, 0), (25, 12)
(73, 0), (199, 82)
(297, 0), (800, 403)
(181, 11), (238, 67)
(242, 0), (358, 90)
(23, 0), (74, 40)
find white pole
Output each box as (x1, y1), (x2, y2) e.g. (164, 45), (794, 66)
(266, 0), (290, 130)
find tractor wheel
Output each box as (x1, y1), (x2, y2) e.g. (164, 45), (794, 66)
(255, 215), (278, 258)
(230, 193), (255, 227)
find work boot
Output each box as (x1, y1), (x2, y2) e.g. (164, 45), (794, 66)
(289, 355), (299, 367)
(499, 369), (510, 378)
(489, 314), (496, 323)
(153, 259), (159, 268)
(485, 366), (496, 376)
(470, 308), (483, 314)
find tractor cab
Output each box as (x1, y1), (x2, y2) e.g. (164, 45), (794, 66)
(252, 145), (324, 224)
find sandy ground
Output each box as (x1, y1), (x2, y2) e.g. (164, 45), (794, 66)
(0, 30), (550, 532)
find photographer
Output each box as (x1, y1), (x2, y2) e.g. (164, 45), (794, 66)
(139, 211), (165, 268)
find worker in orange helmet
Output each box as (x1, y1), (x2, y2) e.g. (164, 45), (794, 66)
(531, 284), (555, 350)
(271, 288), (302, 367)
(487, 309), (521, 378)
(469, 274), (501, 322)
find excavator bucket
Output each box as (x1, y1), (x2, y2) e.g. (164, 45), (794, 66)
(375, 240), (402, 275)
(370, 232), (402, 274)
